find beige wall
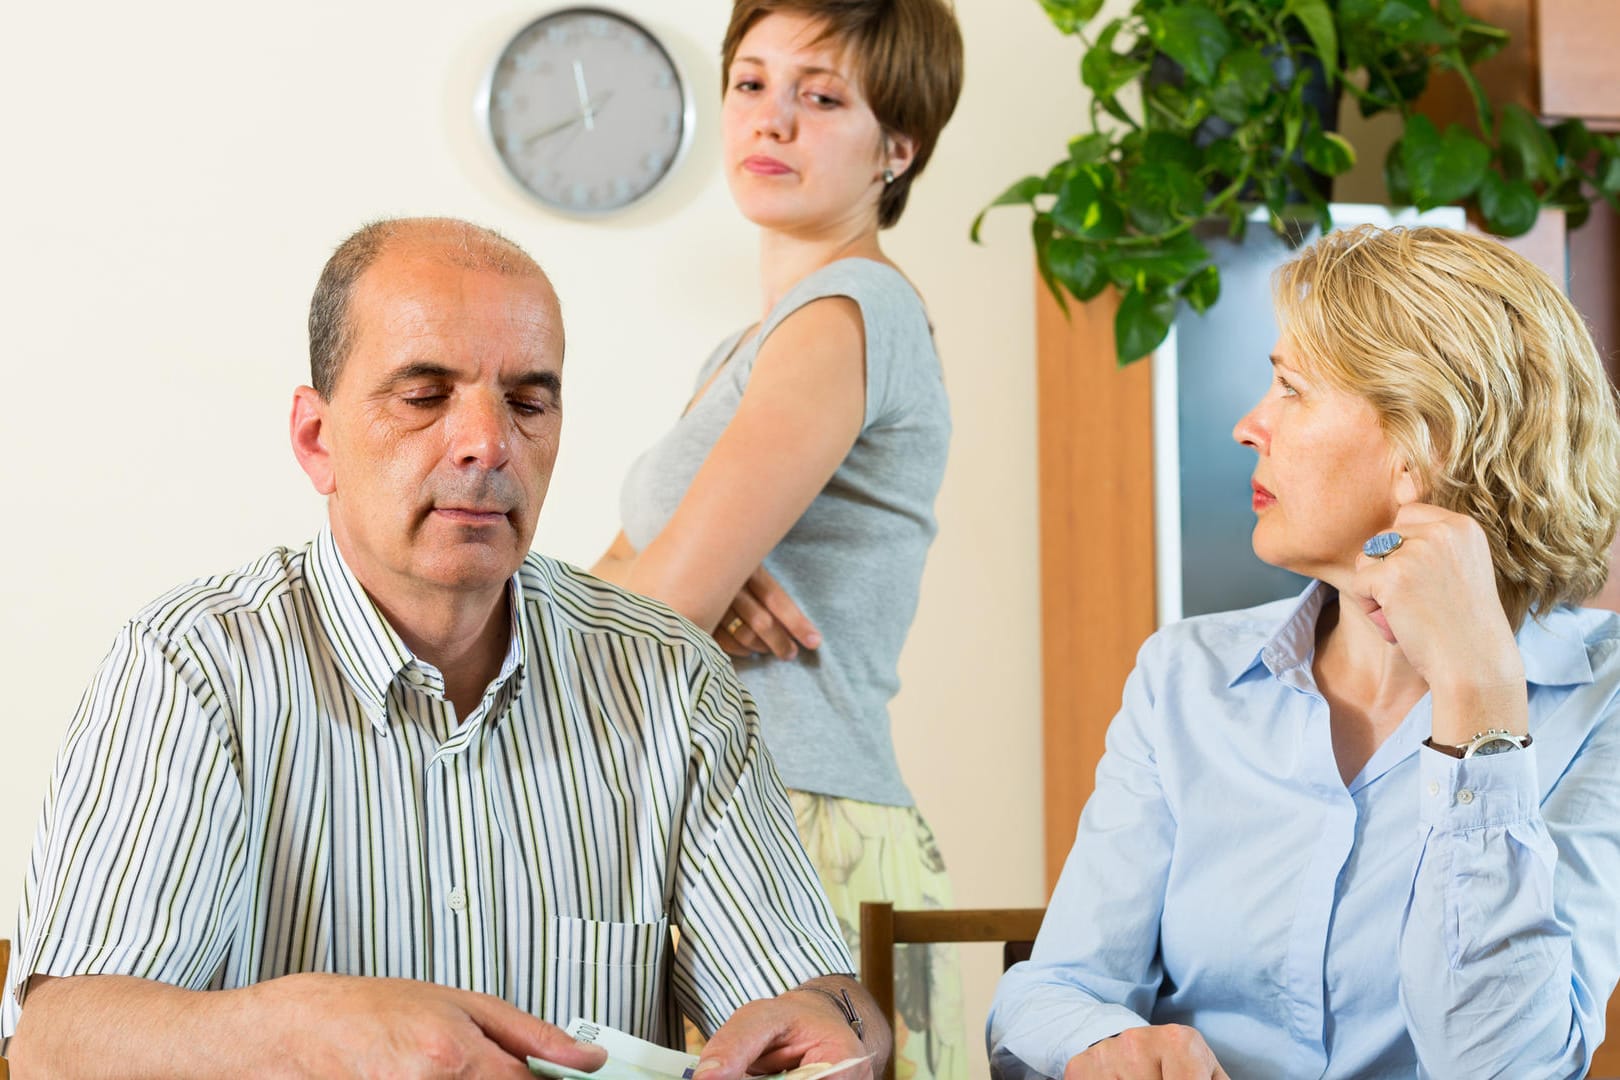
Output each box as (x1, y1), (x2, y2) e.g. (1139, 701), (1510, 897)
(0, 0), (1085, 1069)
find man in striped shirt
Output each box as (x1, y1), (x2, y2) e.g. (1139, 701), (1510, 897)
(2, 218), (886, 1078)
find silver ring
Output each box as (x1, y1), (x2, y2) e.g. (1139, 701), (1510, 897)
(1363, 531), (1404, 559)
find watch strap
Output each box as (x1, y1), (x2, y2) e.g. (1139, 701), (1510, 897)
(799, 985), (865, 1043)
(1424, 730), (1532, 758)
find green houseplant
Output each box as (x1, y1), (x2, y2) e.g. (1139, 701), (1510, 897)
(977, 0), (1620, 365)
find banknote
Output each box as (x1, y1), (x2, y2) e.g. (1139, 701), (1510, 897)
(527, 1018), (871, 1080)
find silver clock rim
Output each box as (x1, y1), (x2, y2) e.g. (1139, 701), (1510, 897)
(476, 4), (697, 218)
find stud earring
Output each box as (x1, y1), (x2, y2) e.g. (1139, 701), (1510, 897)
(882, 169), (895, 185)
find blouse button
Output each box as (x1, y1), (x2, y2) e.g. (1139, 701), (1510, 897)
(448, 885), (468, 914)
(1457, 789), (1475, 805)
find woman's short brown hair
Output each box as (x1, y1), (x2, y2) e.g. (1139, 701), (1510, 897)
(1275, 224), (1620, 627)
(720, 0), (963, 229)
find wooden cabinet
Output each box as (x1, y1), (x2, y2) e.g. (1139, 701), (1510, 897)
(1533, 0), (1620, 127)
(1034, 285), (1155, 886)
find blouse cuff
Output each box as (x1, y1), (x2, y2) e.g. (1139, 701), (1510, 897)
(1418, 742), (1540, 831)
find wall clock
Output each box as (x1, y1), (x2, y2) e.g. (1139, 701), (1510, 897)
(481, 7), (694, 216)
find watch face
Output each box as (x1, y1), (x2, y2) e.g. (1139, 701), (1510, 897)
(1468, 735), (1523, 757)
(482, 7), (692, 215)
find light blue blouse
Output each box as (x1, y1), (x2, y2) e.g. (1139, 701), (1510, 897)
(989, 583), (1620, 1079)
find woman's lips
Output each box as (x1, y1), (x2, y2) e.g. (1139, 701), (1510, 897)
(742, 154), (792, 176)
(1251, 481), (1276, 511)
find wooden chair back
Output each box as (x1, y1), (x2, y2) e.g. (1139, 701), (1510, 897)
(858, 903), (1044, 1080)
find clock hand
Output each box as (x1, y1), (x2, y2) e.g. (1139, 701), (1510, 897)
(573, 58), (594, 132)
(580, 88), (614, 126)
(524, 91), (615, 148)
(525, 113), (583, 146)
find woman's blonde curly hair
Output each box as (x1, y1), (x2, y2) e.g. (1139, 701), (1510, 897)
(1275, 224), (1620, 628)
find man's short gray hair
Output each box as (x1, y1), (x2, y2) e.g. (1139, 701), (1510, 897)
(307, 217), (544, 399)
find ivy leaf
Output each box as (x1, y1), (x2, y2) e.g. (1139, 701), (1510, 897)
(1551, 119), (1594, 163)
(1105, 231), (1210, 291)
(1303, 130), (1357, 176)
(1122, 161), (1206, 234)
(1374, 0), (1453, 44)
(1457, 17), (1510, 65)
(1043, 159), (1076, 195)
(1052, 167), (1125, 239)
(1210, 48), (1276, 123)
(1141, 131), (1203, 172)
(1147, 5), (1234, 86)
(1372, 0), (1428, 33)
(1037, 0), (1106, 34)
(1498, 103), (1560, 186)
(1032, 216), (1069, 317)
(1284, 0), (1339, 82)
(1597, 151), (1620, 196)
(1384, 141), (1413, 205)
(1047, 237), (1109, 301)
(1549, 176), (1591, 229)
(1181, 263), (1222, 314)
(1115, 285), (1178, 366)
(1477, 171), (1540, 237)
(970, 175), (1043, 244)
(1068, 133), (1113, 167)
(1400, 115), (1489, 209)
(1082, 39), (1149, 102)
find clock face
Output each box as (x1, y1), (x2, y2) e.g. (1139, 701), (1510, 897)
(482, 7), (692, 216)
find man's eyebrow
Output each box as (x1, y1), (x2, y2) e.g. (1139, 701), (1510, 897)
(377, 361), (455, 390)
(374, 364), (559, 394)
(509, 370), (561, 394)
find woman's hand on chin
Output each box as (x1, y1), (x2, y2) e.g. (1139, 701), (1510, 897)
(1349, 502), (1528, 738)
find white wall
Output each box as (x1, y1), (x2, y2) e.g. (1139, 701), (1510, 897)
(0, 0), (1084, 1069)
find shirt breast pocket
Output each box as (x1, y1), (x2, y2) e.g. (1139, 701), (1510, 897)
(543, 915), (672, 1042)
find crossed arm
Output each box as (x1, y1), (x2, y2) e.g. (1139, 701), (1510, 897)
(593, 296), (868, 657)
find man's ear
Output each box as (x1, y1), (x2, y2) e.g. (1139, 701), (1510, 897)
(290, 386), (336, 496)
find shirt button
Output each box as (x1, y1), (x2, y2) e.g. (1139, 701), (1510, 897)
(1427, 781), (1440, 796)
(1457, 789), (1475, 805)
(447, 886), (468, 913)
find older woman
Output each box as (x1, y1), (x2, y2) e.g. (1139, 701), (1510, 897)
(989, 225), (1620, 1080)
(591, 1), (965, 1076)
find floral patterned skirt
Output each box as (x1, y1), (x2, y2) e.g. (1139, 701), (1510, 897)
(683, 792), (966, 1080)
(789, 791), (966, 1080)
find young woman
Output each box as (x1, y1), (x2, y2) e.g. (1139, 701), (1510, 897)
(592, 2), (965, 1076)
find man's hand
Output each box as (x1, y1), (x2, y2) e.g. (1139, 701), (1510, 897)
(695, 976), (886, 1080)
(256, 973), (608, 1078)
(715, 567), (820, 660)
(1063, 1025), (1229, 1080)
(9, 971), (608, 1080)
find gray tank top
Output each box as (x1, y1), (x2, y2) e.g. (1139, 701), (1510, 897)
(618, 258), (950, 805)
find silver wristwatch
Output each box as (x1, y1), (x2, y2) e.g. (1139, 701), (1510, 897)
(1425, 729), (1532, 759)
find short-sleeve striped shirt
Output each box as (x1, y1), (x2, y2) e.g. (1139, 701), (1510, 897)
(1, 528), (851, 1043)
